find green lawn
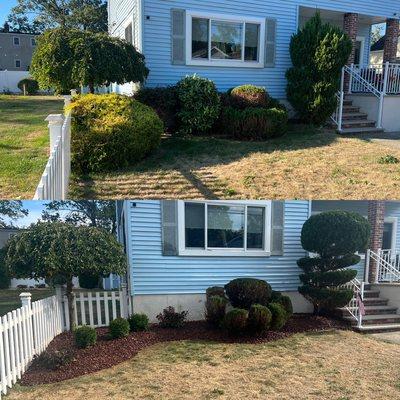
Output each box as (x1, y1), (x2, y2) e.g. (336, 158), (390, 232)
(0, 95), (64, 198)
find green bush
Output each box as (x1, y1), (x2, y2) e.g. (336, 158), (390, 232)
(206, 286), (225, 300)
(34, 349), (74, 370)
(277, 295), (293, 319)
(223, 308), (248, 335)
(0, 248), (10, 289)
(78, 272), (100, 289)
(70, 94), (163, 173)
(176, 75), (220, 135)
(17, 78), (39, 95)
(205, 295), (228, 327)
(156, 306), (188, 328)
(109, 317), (130, 338)
(225, 278), (272, 309)
(268, 303), (287, 330)
(230, 85), (269, 109)
(74, 325), (97, 348)
(134, 86), (178, 134)
(247, 304), (272, 334)
(128, 313), (149, 332)
(220, 106), (288, 140)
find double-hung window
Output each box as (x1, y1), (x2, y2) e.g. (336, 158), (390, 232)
(178, 201), (271, 256)
(186, 12), (265, 68)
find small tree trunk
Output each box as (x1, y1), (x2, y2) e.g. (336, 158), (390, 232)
(88, 82), (95, 94)
(66, 279), (75, 331)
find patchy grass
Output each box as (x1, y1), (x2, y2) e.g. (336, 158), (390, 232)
(0, 95), (64, 198)
(7, 330), (400, 399)
(70, 125), (400, 200)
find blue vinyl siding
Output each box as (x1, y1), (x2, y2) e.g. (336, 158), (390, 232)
(127, 200), (310, 295)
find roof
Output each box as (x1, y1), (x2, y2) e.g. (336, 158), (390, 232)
(0, 31), (40, 36)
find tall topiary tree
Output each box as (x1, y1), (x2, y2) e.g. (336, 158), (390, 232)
(5, 222), (127, 329)
(286, 12), (352, 125)
(298, 211), (371, 315)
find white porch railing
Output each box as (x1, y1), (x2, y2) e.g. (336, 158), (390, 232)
(341, 278), (365, 328)
(33, 96), (72, 200)
(367, 249), (400, 283)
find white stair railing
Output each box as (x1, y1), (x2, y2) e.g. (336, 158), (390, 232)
(342, 278), (365, 328)
(368, 249), (400, 283)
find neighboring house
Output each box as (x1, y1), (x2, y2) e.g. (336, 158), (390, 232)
(370, 34), (400, 64)
(118, 200), (400, 332)
(0, 32), (39, 71)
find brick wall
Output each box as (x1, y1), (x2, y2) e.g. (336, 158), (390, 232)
(383, 19), (400, 63)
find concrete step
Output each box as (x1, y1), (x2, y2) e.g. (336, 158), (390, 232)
(363, 290), (381, 298)
(343, 106), (360, 113)
(363, 297), (389, 306)
(341, 119), (377, 129)
(355, 323), (400, 333)
(340, 127), (385, 135)
(343, 100), (353, 106)
(341, 305), (398, 316)
(346, 314), (400, 325)
(342, 112), (369, 121)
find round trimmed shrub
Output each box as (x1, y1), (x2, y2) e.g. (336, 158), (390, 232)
(205, 295), (228, 327)
(128, 313), (149, 332)
(225, 278), (272, 309)
(277, 295), (293, 319)
(223, 308), (248, 335)
(70, 94), (163, 173)
(247, 304), (272, 334)
(206, 286), (225, 300)
(268, 303), (287, 331)
(230, 85), (269, 109)
(109, 317), (130, 338)
(18, 78), (39, 95)
(176, 75), (220, 135)
(74, 325), (97, 348)
(78, 272), (100, 289)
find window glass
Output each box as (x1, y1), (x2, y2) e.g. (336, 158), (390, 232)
(31, 38), (36, 46)
(207, 205), (244, 248)
(15, 60), (21, 68)
(211, 20), (242, 60)
(244, 23), (260, 61)
(13, 37), (20, 45)
(382, 222), (394, 250)
(185, 203), (205, 248)
(192, 18), (209, 59)
(247, 207), (264, 249)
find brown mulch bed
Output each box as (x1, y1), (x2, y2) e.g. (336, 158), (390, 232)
(21, 315), (349, 386)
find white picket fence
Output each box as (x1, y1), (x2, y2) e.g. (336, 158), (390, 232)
(33, 96), (72, 200)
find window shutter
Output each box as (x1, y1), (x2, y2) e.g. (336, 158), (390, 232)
(265, 18), (277, 67)
(171, 9), (186, 65)
(161, 200), (179, 255)
(271, 201), (284, 256)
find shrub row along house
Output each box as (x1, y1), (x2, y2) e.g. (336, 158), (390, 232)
(108, 0), (400, 132)
(116, 200), (400, 332)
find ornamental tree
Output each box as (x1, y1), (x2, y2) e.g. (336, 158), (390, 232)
(297, 211), (371, 315)
(286, 12), (352, 125)
(5, 222), (127, 329)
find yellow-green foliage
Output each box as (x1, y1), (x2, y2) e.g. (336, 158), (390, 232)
(69, 94), (163, 173)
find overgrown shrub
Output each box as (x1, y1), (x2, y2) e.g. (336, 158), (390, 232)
(225, 278), (272, 309)
(128, 313), (149, 332)
(70, 94), (163, 173)
(78, 272), (100, 289)
(223, 308), (248, 335)
(134, 86), (178, 134)
(0, 248), (10, 289)
(176, 75), (220, 135)
(268, 303), (287, 330)
(247, 304), (272, 334)
(109, 317), (130, 338)
(156, 306), (188, 328)
(270, 292), (293, 319)
(205, 295), (228, 327)
(230, 85), (269, 109)
(34, 349), (74, 370)
(206, 286), (225, 300)
(17, 78), (39, 95)
(74, 325), (97, 348)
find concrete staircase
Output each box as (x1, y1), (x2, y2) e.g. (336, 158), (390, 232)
(338, 284), (400, 333)
(339, 98), (384, 134)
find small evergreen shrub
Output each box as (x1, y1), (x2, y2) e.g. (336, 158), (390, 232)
(230, 85), (269, 109)
(225, 278), (272, 309)
(176, 75), (220, 135)
(70, 94), (163, 173)
(0, 248), (10, 289)
(78, 272), (100, 289)
(17, 78), (39, 95)
(156, 306), (188, 328)
(128, 313), (149, 332)
(276, 295), (293, 319)
(109, 317), (130, 338)
(378, 154), (399, 164)
(223, 308), (248, 335)
(206, 286), (225, 300)
(247, 304), (272, 334)
(205, 295), (228, 327)
(268, 303), (287, 330)
(74, 325), (97, 348)
(34, 349), (74, 370)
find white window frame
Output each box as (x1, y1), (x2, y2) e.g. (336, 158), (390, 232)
(13, 36), (20, 46)
(185, 11), (265, 68)
(383, 217), (397, 253)
(177, 200), (271, 257)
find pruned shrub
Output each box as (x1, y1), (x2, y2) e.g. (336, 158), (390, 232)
(34, 349), (74, 370)
(176, 75), (220, 135)
(230, 85), (269, 109)
(109, 317), (130, 338)
(128, 313), (149, 332)
(206, 286), (225, 300)
(74, 325), (97, 348)
(78, 272), (100, 289)
(277, 295), (293, 319)
(247, 304), (272, 334)
(205, 295), (228, 327)
(17, 78), (39, 95)
(156, 306), (188, 328)
(223, 308), (248, 335)
(268, 303), (287, 330)
(70, 94), (163, 173)
(225, 278), (272, 309)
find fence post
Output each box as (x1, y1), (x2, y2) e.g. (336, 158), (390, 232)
(55, 285), (66, 331)
(364, 249), (370, 284)
(19, 292), (31, 309)
(120, 283), (129, 318)
(45, 114), (64, 151)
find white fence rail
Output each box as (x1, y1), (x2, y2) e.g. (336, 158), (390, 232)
(33, 96), (72, 200)
(342, 278), (365, 328)
(368, 249), (400, 283)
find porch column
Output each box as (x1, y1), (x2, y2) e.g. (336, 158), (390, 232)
(367, 201), (385, 283)
(383, 18), (400, 63)
(343, 13), (359, 91)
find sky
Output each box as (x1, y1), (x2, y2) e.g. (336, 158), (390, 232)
(0, 0), (16, 25)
